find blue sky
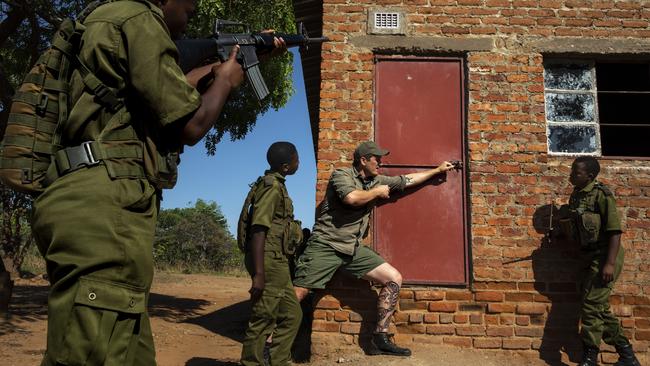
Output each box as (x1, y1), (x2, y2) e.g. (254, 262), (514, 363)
(161, 49), (317, 235)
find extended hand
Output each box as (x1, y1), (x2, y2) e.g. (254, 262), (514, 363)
(250, 273), (265, 303)
(438, 161), (455, 173)
(212, 45), (244, 89)
(601, 263), (615, 284)
(259, 30), (288, 60)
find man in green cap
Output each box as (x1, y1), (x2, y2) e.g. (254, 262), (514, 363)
(561, 156), (640, 366)
(293, 141), (456, 356)
(30, 0), (285, 365)
(239, 141), (303, 366)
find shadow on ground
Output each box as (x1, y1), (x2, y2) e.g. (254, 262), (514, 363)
(185, 357), (240, 366)
(148, 292), (212, 321)
(0, 283), (49, 336)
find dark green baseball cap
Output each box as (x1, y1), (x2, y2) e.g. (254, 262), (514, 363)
(353, 141), (390, 160)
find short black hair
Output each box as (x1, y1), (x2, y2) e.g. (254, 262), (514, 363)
(573, 156), (600, 178)
(267, 141), (297, 169)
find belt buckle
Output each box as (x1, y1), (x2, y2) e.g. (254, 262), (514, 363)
(67, 141), (99, 170)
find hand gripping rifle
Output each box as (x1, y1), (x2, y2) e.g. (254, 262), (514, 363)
(175, 20), (329, 101)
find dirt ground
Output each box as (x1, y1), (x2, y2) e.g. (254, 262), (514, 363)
(0, 273), (622, 366)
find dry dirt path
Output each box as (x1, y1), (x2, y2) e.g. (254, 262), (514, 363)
(0, 273), (585, 365)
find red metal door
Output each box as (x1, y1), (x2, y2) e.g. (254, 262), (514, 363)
(374, 57), (468, 285)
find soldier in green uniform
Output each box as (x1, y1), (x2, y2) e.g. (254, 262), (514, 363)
(563, 156), (640, 366)
(240, 142), (302, 366)
(29, 0), (284, 365)
(293, 141), (456, 356)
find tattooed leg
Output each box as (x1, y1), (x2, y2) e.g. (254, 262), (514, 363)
(376, 281), (400, 334)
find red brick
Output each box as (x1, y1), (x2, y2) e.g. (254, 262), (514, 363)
(456, 325), (486, 336)
(446, 291), (472, 301)
(443, 337), (472, 347)
(474, 338), (502, 349)
(475, 291), (505, 302)
(334, 311), (349, 322)
(427, 325), (455, 335)
(516, 304), (547, 315)
(503, 338), (532, 350)
(313, 320), (340, 332)
(340, 322), (361, 334)
(415, 291), (445, 301)
(637, 330), (650, 341)
(486, 326), (514, 337)
(429, 302), (458, 313)
(488, 303), (516, 313)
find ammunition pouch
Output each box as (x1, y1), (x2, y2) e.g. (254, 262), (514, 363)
(282, 219), (303, 256)
(577, 211), (601, 249)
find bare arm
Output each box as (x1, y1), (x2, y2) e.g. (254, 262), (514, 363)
(342, 185), (390, 207)
(601, 233), (621, 283)
(179, 46), (244, 146)
(248, 225), (267, 302)
(404, 161), (455, 187)
(184, 62), (217, 88)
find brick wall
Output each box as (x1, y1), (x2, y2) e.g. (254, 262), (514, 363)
(312, 0), (650, 363)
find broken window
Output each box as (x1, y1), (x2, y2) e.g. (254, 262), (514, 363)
(543, 60), (650, 158)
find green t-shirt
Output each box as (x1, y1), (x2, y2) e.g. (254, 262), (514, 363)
(311, 166), (406, 255)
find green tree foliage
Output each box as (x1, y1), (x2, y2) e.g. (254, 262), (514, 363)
(188, 0), (296, 153)
(154, 199), (242, 272)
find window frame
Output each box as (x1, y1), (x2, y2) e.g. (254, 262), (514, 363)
(543, 58), (601, 157)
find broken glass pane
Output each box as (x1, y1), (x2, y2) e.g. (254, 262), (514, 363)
(545, 92), (595, 122)
(544, 63), (593, 90)
(548, 125), (598, 153)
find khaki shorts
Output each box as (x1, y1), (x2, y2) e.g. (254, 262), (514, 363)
(293, 238), (385, 289)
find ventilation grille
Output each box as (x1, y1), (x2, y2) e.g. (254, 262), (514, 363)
(374, 12), (399, 29)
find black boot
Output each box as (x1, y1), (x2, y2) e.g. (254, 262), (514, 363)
(613, 343), (641, 366)
(371, 333), (411, 356)
(579, 344), (599, 366)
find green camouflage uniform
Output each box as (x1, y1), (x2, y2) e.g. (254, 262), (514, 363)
(30, 1), (201, 365)
(568, 180), (629, 348)
(241, 171), (302, 366)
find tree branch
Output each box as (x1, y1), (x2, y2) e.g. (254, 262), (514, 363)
(0, 4), (27, 48)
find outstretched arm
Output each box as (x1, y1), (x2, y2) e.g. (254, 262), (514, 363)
(404, 161), (456, 187)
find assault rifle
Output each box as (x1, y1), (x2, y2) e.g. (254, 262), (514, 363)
(175, 20), (329, 101)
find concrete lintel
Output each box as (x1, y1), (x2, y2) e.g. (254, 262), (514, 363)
(530, 37), (650, 55)
(349, 35), (494, 53)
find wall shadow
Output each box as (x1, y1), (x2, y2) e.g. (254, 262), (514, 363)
(184, 300), (250, 343)
(529, 204), (582, 365)
(0, 283), (49, 336)
(148, 292), (212, 322)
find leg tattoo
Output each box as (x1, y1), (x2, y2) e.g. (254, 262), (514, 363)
(376, 281), (400, 333)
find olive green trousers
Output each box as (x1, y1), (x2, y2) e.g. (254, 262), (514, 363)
(580, 247), (628, 348)
(32, 166), (158, 365)
(241, 251), (301, 366)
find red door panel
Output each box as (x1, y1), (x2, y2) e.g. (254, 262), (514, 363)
(374, 57), (468, 285)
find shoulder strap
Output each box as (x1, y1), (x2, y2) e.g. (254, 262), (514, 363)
(236, 176), (264, 252)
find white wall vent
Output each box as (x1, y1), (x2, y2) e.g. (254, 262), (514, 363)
(368, 10), (406, 35)
(375, 12), (399, 29)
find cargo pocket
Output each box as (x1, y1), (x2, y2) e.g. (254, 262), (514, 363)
(251, 286), (282, 322)
(57, 277), (145, 366)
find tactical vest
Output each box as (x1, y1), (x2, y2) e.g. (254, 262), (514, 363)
(237, 175), (303, 255)
(568, 182), (610, 250)
(0, 0), (181, 195)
